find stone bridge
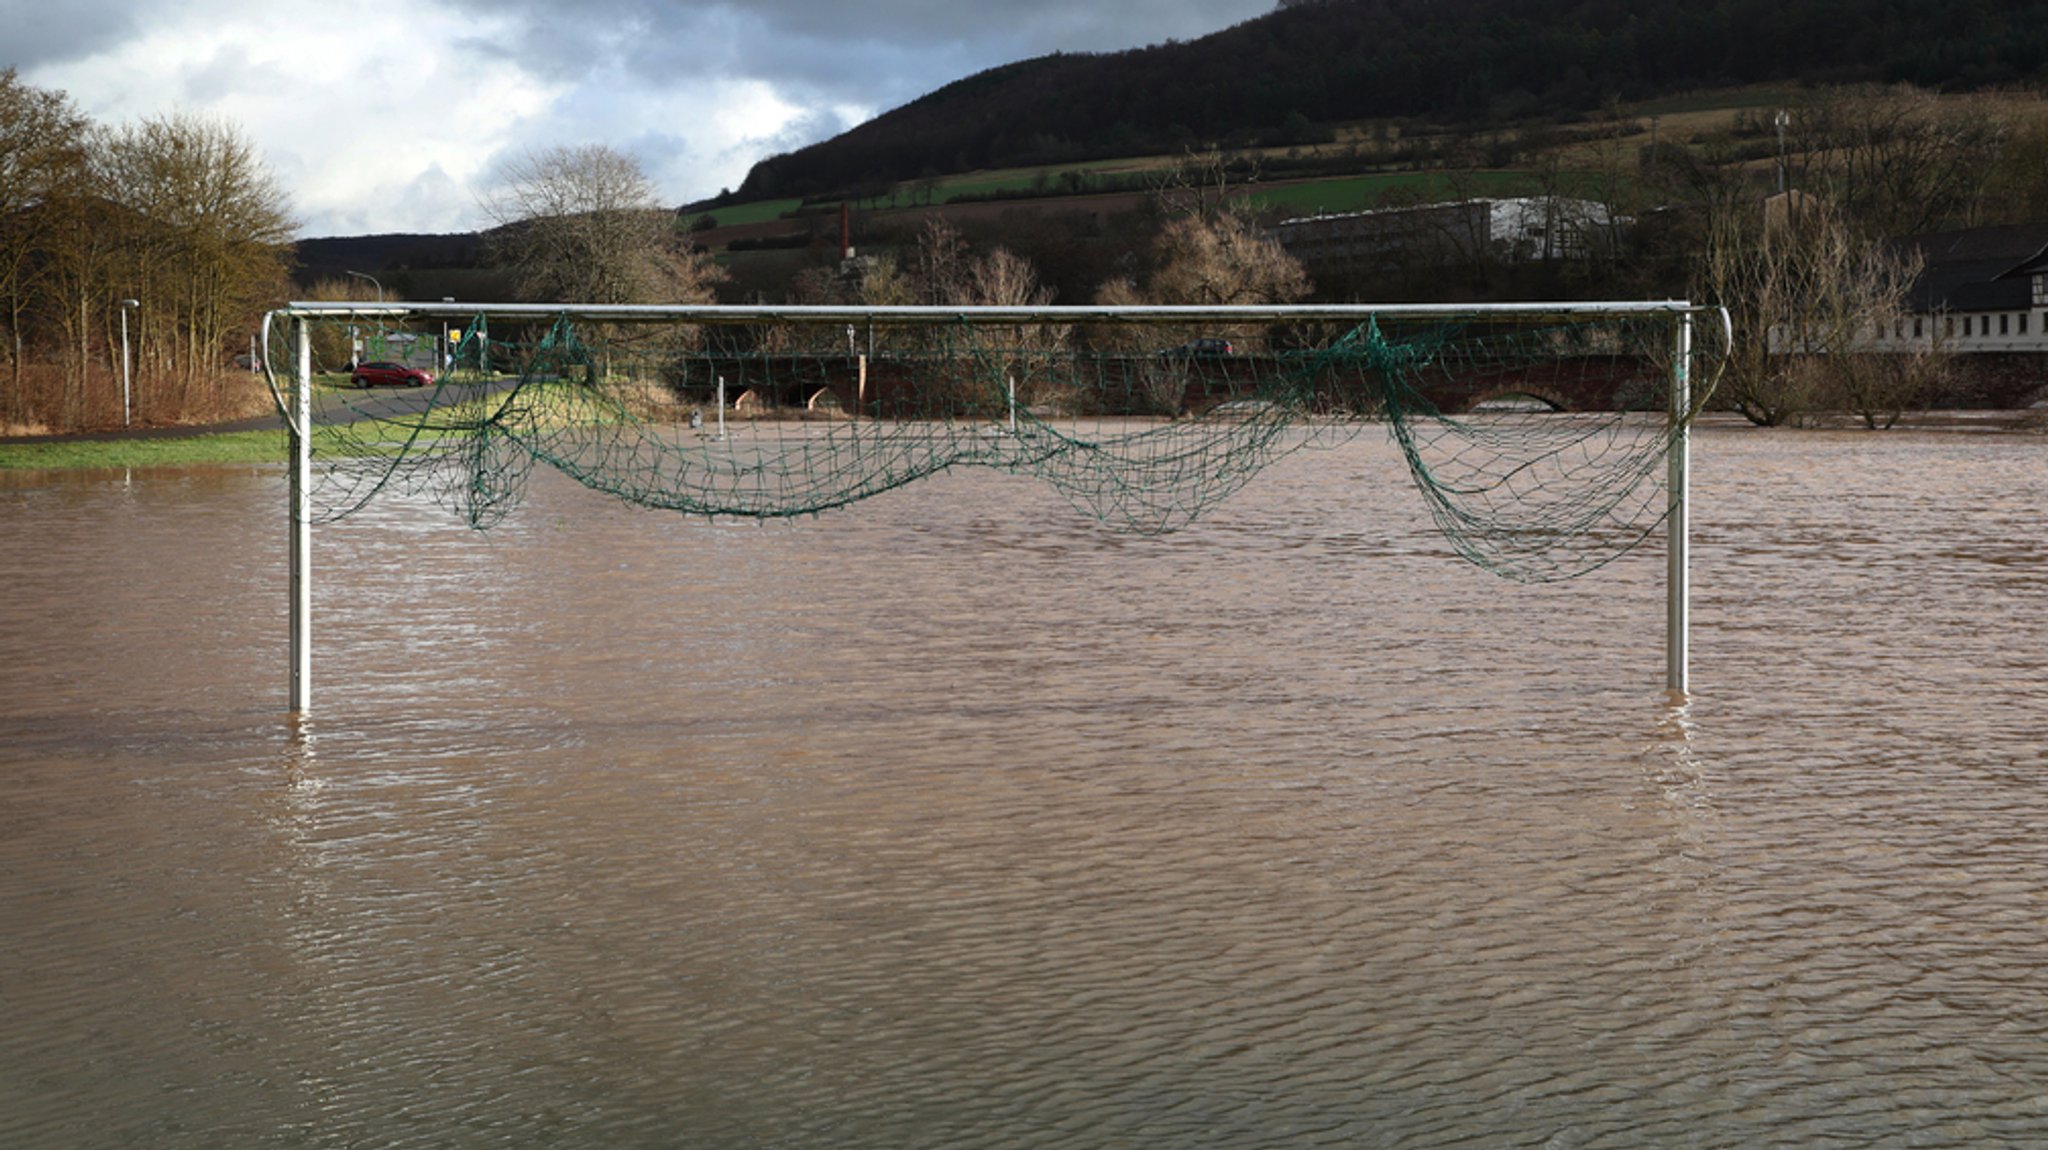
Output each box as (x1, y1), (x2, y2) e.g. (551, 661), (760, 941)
(678, 352), (1680, 418)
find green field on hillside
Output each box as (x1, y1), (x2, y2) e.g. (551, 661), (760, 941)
(684, 198), (807, 228)
(687, 156), (1168, 229)
(1250, 170), (1554, 216)
(684, 88), (1777, 236)
(693, 154), (1634, 238)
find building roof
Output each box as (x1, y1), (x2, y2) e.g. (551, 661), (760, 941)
(1895, 224), (2048, 312)
(1995, 242), (2048, 280)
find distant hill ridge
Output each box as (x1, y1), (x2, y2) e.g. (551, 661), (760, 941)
(734, 0), (2048, 202)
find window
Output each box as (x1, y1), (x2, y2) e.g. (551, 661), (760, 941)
(1914, 317), (1924, 338)
(2002, 314), (2011, 335)
(1964, 316), (1974, 336)
(2023, 314), (2031, 335)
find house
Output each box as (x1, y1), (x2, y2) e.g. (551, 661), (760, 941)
(1849, 223), (2048, 407)
(1873, 224), (2048, 352)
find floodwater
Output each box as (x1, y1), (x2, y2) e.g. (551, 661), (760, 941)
(4, 423), (2048, 1148)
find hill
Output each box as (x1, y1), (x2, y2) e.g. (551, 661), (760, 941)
(733, 0), (2048, 203)
(292, 232), (508, 299)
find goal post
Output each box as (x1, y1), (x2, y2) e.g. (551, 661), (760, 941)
(1668, 309), (1693, 697)
(265, 300), (1729, 715)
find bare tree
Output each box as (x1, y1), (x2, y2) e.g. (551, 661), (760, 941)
(1698, 197), (1821, 426)
(1796, 231), (1944, 430)
(963, 245), (1067, 412)
(0, 70), (90, 420)
(897, 219), (1067, 411)
(913, 216), (972, 306)
(1696, 194), (1937, 427)
(1148, 208), (1313, 308)
(1788, 85), (2017, 237)
(98, 112), (296, 420)
(0, 85), (293, 430)
(1979, 99), (2048, 223)
(1080, 274), (1149, 364)
(1150, 149), (1254, 222)
(481, 144), (720, 305)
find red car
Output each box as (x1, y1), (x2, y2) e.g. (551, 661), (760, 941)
(350, 360), (434, 388)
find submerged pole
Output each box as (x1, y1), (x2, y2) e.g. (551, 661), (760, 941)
(289, 318), (312, 714)
(1666, 310), (1692, 696)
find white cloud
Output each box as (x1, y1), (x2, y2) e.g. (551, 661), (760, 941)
(28, 0), (557, 233)
(12, 0), (1274, 236)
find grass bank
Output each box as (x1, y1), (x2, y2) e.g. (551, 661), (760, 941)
(0, 427), (386, 472)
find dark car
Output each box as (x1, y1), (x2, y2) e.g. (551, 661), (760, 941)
(1157, 337), (1234, 358)
(350, 361), (434, 388)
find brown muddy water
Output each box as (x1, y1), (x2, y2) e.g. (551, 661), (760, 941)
(4, 424), (2048, 1148)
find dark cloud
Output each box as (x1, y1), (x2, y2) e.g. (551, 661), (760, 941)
(446, 0), (1273, 108)
(422, 0), (1271, 176)
(2, 0), (142, 70)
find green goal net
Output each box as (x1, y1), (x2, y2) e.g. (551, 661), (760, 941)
(264, 303), (1725, 585)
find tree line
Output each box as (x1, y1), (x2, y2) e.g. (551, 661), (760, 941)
(0, 70), (295, 434)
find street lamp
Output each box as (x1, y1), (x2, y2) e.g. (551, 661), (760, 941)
(344, 271), (383, 365)
(344, 269), (385, 302)
(1775, 109), (1790, 195)
(118, 299), (139, 427)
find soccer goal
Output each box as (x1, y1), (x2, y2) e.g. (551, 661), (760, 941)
(262, 301), (1729, 714)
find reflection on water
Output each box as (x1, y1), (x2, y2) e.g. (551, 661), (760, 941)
(4, 426), (2048, 1147)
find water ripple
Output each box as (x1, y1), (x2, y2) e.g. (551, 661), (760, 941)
(5, 429), (2048, 1146)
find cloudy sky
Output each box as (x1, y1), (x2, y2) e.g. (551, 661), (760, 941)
(8, 0), (1274, 237)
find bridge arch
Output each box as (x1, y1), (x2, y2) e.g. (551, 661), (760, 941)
(1460, 389), (1571, 414)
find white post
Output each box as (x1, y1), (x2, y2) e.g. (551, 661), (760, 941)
(118, 299), (138, 426)
(1666, 310), (1692, 697)
(119, 306), (131, 427)
(1007, 373), (1017, 434)
(289, 319), (313, 714)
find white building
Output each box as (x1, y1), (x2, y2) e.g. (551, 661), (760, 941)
(1272, 197), (1623, 279)
(1866, 224), (2048, 353)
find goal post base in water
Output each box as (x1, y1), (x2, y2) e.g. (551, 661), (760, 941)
(263, 301), (1729, 715)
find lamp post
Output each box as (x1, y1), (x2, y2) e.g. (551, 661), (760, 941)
(344, 271), (382, 365)
(118, 299), (139, 427)
(344, 269), (385, 302)
(1775, 110), (1790, 196)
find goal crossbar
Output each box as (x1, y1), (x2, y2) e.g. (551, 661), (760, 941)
(278, 299), (1716, 325)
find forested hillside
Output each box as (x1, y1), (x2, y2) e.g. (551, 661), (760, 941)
(735, 0), (2048, 201)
